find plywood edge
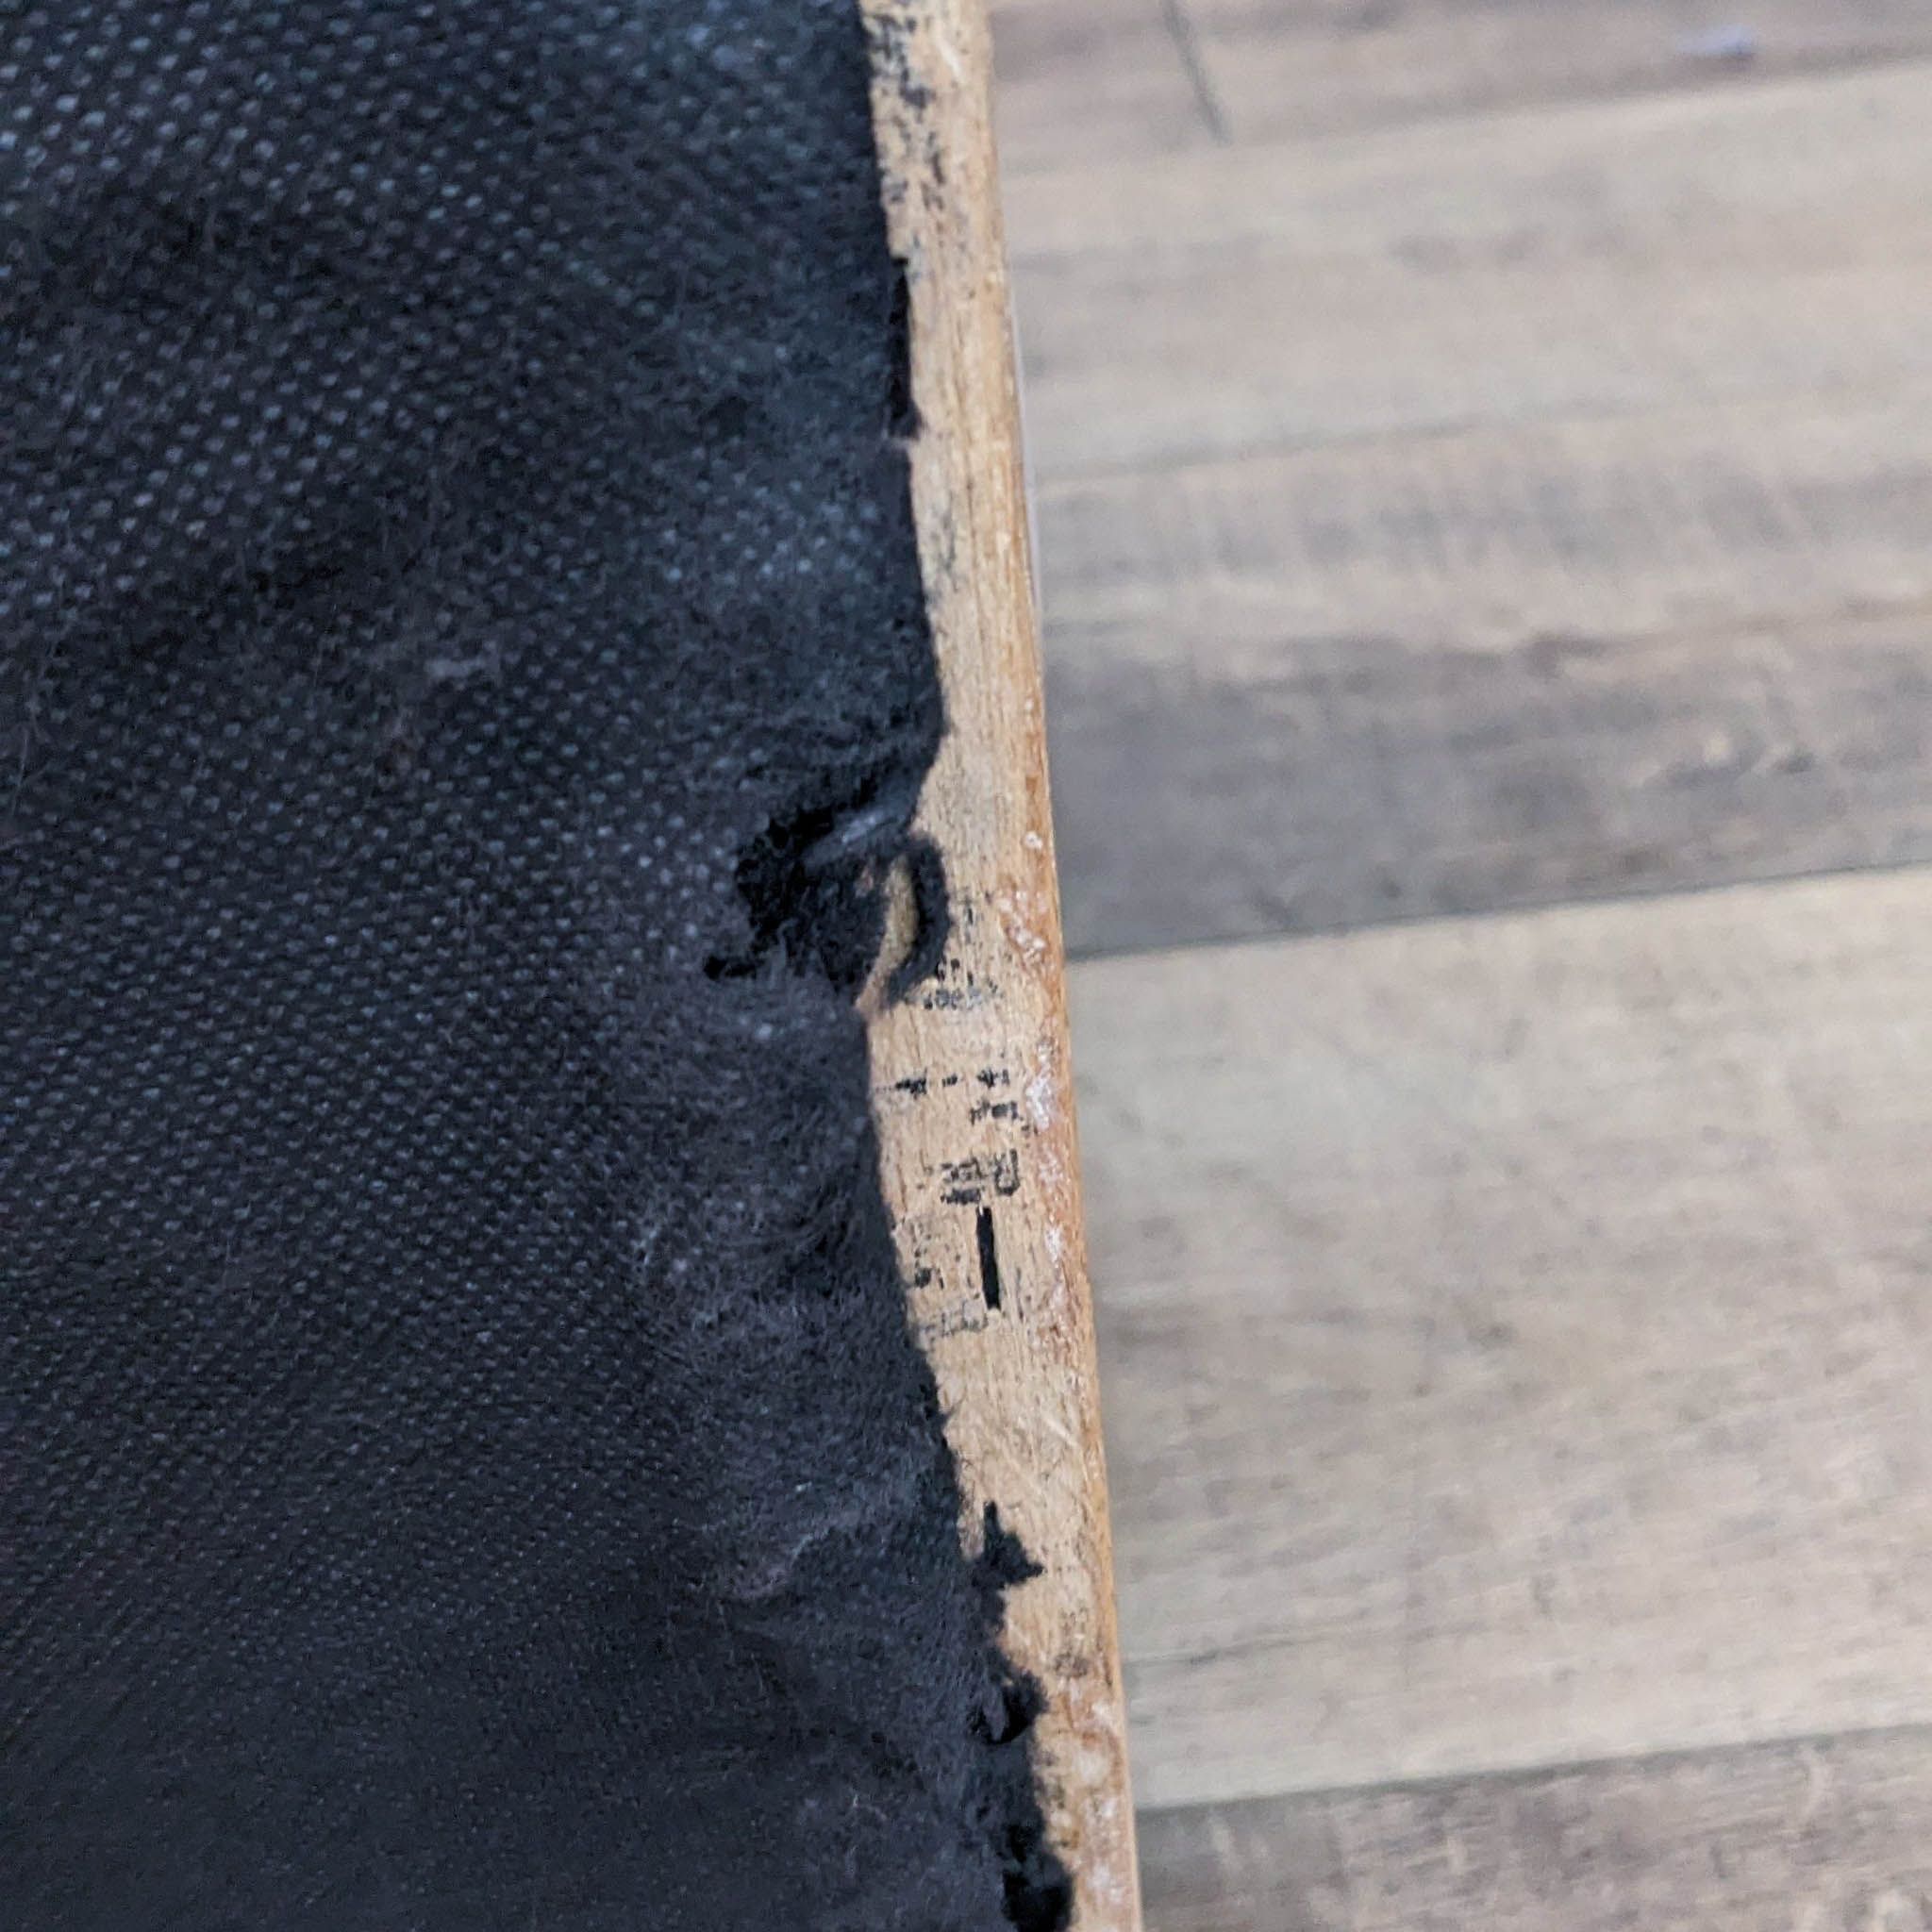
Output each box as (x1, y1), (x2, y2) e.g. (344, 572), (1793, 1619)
(858, 5), (1142, 1927)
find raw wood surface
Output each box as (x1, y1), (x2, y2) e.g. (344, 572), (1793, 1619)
(858, 7), (1141, 1929)
(1072, 867), (1932, 1811)
(1138, 1727), (1932, 1931)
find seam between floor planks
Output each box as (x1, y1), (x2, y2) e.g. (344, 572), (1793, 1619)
(1057, 844), (1932, 969)
(1026, 376), (1932, 495)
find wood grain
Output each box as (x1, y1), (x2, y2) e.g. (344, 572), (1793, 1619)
(1045, 604), (1932, 956)
(1071, 867), (1932, 1811)
(1004, 62), (1932, 477)
(1033, 374), (1932, 953)
(859, 7), (1141, 1928)
(1139, 1727), (1932, 1931)
(990, 0), (1215, 177)
(1039, 387), (1932, 647)
(990, 0), (1932, 163)
(1186, 0), (1932, 149)
(1003, 55), (1932, 956)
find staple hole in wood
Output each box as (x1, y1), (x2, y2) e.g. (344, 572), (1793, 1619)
(974, 1204), (1003, 1310)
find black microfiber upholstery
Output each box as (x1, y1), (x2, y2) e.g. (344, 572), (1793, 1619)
(1, 5), (1068, 1927)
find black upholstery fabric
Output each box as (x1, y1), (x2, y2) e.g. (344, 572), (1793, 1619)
(1, 4), (1066, 1926)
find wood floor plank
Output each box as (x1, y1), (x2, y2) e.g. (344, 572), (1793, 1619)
(1038, 380), (1932, 954)
(990, 0), (1214, 178)
(1138, 1727), (1932, 1931)
(1188, 0), (1932, 149)
(1071, 868), (1932, 1809)
(1004, 63), (1932, 476)
(1039, 389), (1932, 647)
(1046, 606), (1932, 956)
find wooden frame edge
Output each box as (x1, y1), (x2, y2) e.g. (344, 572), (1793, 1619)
(858, 6), (1143, 1928)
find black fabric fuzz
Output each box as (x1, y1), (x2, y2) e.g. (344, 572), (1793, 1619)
(1, 4), (1068, 1928)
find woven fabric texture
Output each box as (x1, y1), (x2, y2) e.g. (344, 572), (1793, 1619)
(2, 4), (1066, 1927)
